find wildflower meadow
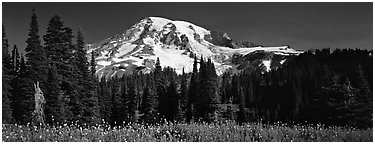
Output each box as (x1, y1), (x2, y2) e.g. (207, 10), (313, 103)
(2, 121), (372, 142)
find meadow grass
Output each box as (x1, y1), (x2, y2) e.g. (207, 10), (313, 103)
(2, 121), (372, 142)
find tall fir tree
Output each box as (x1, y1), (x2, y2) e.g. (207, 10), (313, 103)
(90, 50), (96, 77)
(25, 8), (47, 84)
(140, 85), (157, 124)
(2, 25), (14, 123)
(206, 59), (220, 122)
(196, 57), (210, 121)
(165, 81), (179, 121)
(75, 29), (99, 124)
(110, 78), (121, 126)
(155, 57), (162, 76)
(10, 45), (21, 73)
(2, 25), (12, 70)
(44, 15), (65, 62)
(44, 14), (78, 122)
(352, 65), (372, 128)
(18, 54), (27, 81)
(19, 8), (48, 123)
(11, 54), (28, 122)
(155, 57), (166, 119)
(9, 45), (22, 123)
(98, 78), (112, 122)
(75, 29), (89, 77)
(231, 74), (240, 104)
(221, 72), (231, 104)
(179, 67), (189, 121)
(187, 56), (198, 121)
(44, 63), (63, 124)
(126, 77), (138, 123)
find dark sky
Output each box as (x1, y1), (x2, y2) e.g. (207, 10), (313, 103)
(2, 2), (373, 53)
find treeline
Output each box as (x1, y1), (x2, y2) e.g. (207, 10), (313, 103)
(2, 9), (372, 129)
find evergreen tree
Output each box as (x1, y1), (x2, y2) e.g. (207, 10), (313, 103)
(11, 45), (20, 72)
(44, 15), (65, 62)
(354, 65), (371, 104)
(98, 79), (112, 122)
(224, 97), (235, 120)
(199, 55), (206, 84)
(2, 25), (12, 70)
(140, 86), (157, 124)
(174, 100), (184, 122)
(90, 50), (96, 77)
(2, 77), (13, 124)
(9, 54), (28, 124)
(155, 57), (162, 75)
(75, 29), (89, 77)
(155, 57), (166, 119)
(206, 59), (220, 122)
(126, 78), (137, 123)
(192, 57), (220, 122)
(187, 56), (198, 121)
(19, 54), (27, 77)
(9, 45), (22, 123)
(165, 81), (179, 121)
(231, 74), (240, 104)
(75, 29), (98, 124)
(17, 8), (48, 123)
(317, 76), (357, 126)
(221, 72), (231, 104)
(2, 25), (13, 123)
(352, 65), (372, 128)
(110, 78), (121, 126)
(43, 15), (76, 81)
(44, 14), (78, 122)
(292, 78), (302, 121)
(179, 68), (189, 121)
(25, 8), (47, 84)
(44, 63), (63, 124)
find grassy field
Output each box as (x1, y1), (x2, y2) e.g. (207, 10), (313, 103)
(2, 121), (372, 142)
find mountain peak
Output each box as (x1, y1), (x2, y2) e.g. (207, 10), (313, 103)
(87, 17), (303, 79)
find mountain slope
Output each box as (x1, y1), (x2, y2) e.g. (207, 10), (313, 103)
(86, 17), (303, 79)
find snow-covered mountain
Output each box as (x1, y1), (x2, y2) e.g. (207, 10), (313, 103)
(86, 17), (303, 79)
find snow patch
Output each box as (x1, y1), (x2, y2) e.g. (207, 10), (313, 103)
(97, 61), (112, 66)
(110, 71), (118, 78)
(173, 20), (210, 37)
(143, 37), (155, 46)
(153, 45), (194, 74)
(115, 43), (137, 57)
(149, 17), (172, 31)
(262, 60), (271, 72)
(101, 50), (109, 57)
(280, 59), (286, 64)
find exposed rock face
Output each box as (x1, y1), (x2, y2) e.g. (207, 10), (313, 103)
(160, 22), (180, 45)
(204, 30), (234, 48)
(86, 17), (303, 79)
(143, 58), (155, 69)
(179, 34), (190, 50)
